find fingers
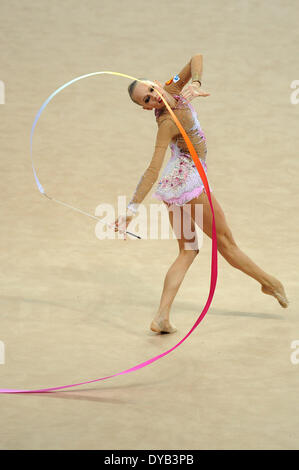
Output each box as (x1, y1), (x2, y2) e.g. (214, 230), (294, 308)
(182, 84), (210, 97)
(182, 90), (210, 100)
(108, 219), (127, 239)
(108, 222), (119, 232)
(197, 89), (210, 96)
(181, 91), (191, 100)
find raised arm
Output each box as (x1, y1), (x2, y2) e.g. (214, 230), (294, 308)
(126, 119), (178, 215)
(164, 54), (203, 95)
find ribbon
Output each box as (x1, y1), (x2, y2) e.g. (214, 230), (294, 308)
(0, 72), (217, 393)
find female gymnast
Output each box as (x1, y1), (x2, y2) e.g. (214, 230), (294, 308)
(112, 54), (289, 334)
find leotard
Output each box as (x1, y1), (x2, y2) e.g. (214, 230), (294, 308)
(127, 55), (212, 213)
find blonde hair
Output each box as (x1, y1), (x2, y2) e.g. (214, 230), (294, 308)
(127, 77), (149, 105)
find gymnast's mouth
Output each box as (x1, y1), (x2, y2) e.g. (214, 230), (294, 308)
(158, 97), (163, 103)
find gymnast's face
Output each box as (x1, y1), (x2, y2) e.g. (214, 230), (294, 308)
(132, 80), (166, 110)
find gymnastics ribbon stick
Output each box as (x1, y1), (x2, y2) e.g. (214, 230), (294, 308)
(0, 72), (217, 393)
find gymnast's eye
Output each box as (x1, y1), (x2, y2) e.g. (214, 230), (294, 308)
(144, 87), (154, 104)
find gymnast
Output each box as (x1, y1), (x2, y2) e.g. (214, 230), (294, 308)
(112, 54), (289, 334)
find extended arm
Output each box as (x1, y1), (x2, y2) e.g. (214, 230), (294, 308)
(127, 119), (178, 215)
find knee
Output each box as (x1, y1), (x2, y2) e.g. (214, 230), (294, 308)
(180, 248), (199, 261)
(217, 232), (237, 254)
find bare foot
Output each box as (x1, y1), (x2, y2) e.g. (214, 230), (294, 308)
(261, 279), (289, 308)
(150, 316), (177, 334)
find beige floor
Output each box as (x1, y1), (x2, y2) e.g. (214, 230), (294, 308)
(0, 0), (299, 450)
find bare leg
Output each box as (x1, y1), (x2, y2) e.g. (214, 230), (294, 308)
(151, 203), (199, 333)
(151, 189), (288, 335)
(188, 191), (289, 308)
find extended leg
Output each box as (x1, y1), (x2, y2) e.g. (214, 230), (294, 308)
(188, 191), (289, 308)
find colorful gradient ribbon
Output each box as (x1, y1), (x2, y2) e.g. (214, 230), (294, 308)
(0, 71), (218, 393)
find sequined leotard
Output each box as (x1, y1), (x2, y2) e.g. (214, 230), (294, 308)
(127, 55), (212, 213)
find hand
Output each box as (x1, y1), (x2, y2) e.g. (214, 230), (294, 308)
(108, 213), (134, 240)
(181, 82), (210, 102)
